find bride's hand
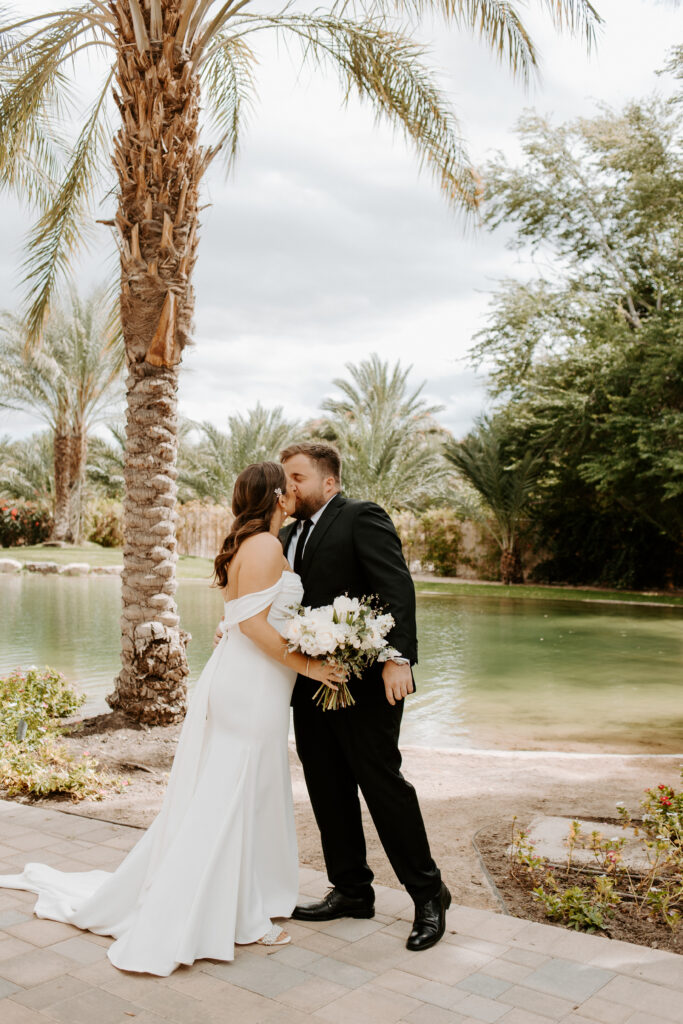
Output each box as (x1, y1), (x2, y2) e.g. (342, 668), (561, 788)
(308, 660), (347, 691)
(213, 620), (224, 648)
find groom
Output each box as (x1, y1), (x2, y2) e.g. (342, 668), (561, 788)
(279, 441), (450, 951)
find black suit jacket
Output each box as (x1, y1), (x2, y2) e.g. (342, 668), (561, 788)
(280, 495), (417, 702)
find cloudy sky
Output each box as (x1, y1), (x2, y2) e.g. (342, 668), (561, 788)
(0, 0), (680, 441)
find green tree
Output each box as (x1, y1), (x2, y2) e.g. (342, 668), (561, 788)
(0, 290), (123, 542)
(0, 431), (54, 509)
(318, 354), (452, 511)
(472, 63), (683, 587)
(179, 404), (298, 504)
(444, 415), (542, 583)
(0, 0), (600, 722)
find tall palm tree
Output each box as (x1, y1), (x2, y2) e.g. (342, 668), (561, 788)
(179, 404), (298, 504)
(0, 1), (600, 723)
(0, 431), (54, 509)
(443, 415), (543, 583)
(0, 290), (123, 542)
(319, 354), (452, 510)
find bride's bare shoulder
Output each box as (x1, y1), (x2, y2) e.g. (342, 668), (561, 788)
(238, 533), (282, 562)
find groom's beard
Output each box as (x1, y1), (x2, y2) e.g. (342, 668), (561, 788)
(292, 493), (326, 520)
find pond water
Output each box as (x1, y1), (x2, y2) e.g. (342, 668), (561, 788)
(2, 575), (682, 752)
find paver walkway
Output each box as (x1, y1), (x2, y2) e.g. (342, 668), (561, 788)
(0, 802), (681, 1024)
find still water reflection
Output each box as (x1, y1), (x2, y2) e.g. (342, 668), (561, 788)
(2, 575), (682, 751)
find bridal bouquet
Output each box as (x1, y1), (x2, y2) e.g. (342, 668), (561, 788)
(282, 595), (399, 710)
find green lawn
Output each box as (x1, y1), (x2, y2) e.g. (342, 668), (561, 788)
(5, 545), (681, 605)
(3, 545), (214, 580)
(413, 579), (683, 606)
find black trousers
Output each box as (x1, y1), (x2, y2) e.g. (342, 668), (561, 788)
(293, 684), (441, 904)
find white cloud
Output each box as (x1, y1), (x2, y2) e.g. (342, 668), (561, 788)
(0, 0), (680, 443)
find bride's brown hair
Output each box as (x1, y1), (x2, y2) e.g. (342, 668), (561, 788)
(213, 461), (287, 589)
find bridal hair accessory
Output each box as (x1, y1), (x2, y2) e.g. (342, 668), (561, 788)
(274, 487), (283, 496)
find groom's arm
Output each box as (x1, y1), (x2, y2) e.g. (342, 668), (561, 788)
(352, 502), (417, 665)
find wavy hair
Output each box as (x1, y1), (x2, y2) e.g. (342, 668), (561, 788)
(213, 461), (286, 589)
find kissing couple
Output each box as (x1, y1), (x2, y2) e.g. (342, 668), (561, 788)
(0, 441), (450, 975)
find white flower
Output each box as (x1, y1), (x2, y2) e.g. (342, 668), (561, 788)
(333, 595), (361, 618)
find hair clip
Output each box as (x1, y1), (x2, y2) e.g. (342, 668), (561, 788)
(274, 487), (283, 496)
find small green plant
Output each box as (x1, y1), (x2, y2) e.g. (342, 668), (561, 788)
(509, 772), (683, 936)
(0, 502), (52, 547)
(0, 667), (125, 801)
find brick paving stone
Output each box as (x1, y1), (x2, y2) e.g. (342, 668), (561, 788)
(5, 919), (81, 947)
(495, 1010), (560, 1024)
(568, 994), (632, 1023)
(48, 936), (107, 964)
(320, 917), (385, 942)
(276, 976), (351, 1011)
(372, 887), (414, 918)
(374, 968), (431, 996)
(409, 979), (467, 1010)
(102, 834), (139, 851)
(596, 975), (683, 1023)
(497, 983), (578, 1019)
(204, 953), (310, 998)
(481, 959), (534, 984)
(45, 986), (142, 1024)
(446, 935), (509, 959)
(628, 956), (683, 992)
(0, 910), (31, 928)
(381, 919), (412, 939)
(403, 1005), (468, 1024)
(501, 947), (549, 968)
(305, 955), (376, 990)
(163, 968), (239, 1000)
(450, 912), (528, 946)
(104, 974), (222, 1023)
(268, 945), (323, 969)
(400, 942), (493, 984)
(4, 832), (56, 853)
(0, 976), (22, 997)
(10, 973), (91, 1009)
(66, 958), (118, 985)
(0, 937), (40, 962)
(71, 845), (125, 868)
(522, 958), (614, 1003)
(0, 999), (54, 1024)
(291, 930), (349, 956)
(453, 992), (508, 1022)
(0, 948), (74, 987)
(334, 931), (414, 973)
(456, 973), (512, 999)
(311, 982), (422, 1023)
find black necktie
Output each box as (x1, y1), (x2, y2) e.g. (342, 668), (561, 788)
(293, 519), (313, 575)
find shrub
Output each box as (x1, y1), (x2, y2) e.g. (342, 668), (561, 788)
(86, 498), (123, 547)
(0, 667), (125, 801)
(420, 509), (462, 577)
(0, 502), (52, 547)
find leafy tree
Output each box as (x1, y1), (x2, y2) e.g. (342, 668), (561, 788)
(0, 431), (54, 509)
(473, 62), (683, 587)
(179, 404), (297, 504)
(0, 290), (123, 542)
(443, 415), (542, 583)
(0, 1), (600, 721)
(318, 354), (452, 511)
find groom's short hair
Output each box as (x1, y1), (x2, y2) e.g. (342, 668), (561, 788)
(280, 441), (341, 483)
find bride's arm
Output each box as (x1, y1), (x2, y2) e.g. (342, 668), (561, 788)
(236, 535), (343, 690)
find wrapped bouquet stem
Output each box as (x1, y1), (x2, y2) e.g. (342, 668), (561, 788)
(283, 595), (399, 710)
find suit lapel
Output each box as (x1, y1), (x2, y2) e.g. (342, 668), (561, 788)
(300, 494), (345, 577)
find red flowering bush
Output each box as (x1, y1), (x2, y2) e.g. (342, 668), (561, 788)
(0, 502), (52, 547)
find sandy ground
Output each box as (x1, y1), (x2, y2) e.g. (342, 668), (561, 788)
(28, 712), (682, 911)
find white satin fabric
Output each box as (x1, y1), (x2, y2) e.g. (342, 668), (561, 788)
(0, 571), (304, 976)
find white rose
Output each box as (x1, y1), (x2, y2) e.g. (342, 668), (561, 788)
(333, 595), (361, 618)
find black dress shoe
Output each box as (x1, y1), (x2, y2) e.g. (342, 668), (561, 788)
(406, 883), (451, 951)
(291, 888), (375, 922)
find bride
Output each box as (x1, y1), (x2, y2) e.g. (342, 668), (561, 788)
(0, 461), (344, 976)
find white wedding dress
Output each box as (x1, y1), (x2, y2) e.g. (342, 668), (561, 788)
(0, 571), (304, 976)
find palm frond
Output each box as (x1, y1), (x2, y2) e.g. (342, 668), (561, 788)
(243, 12), (479, 209)
(200, 32), (257, 169)
(21, 71), (114, 343)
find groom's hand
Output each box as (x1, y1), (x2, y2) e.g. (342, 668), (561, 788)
(382, 661), (414, 705)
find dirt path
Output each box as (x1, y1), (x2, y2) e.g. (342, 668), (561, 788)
(27, 713), (681, 910)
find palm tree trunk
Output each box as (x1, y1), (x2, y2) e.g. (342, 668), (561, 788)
(50, 431), (72, 542)
(500, 546), (524, 585)
(67, 429), (87, 544)
(106, 1), (202, 723)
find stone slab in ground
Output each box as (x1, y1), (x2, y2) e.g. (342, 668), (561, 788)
(521, 815), (652, 872)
